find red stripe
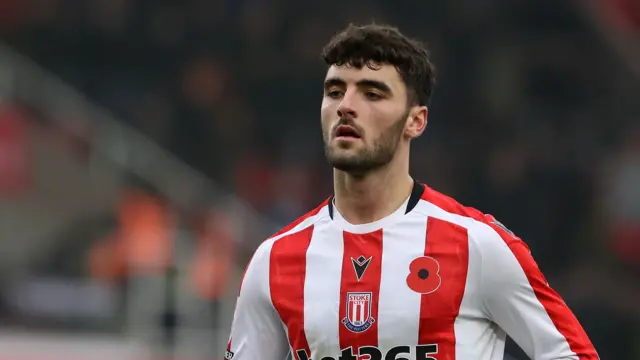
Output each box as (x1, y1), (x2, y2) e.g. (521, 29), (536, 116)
(418, 217), (469, 360)
(493, 226), (598, 359)
(269, 226), (314, 360)
(338, 230), (383, 353)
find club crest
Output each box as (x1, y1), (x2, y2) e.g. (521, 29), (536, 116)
(341, 292), (375, 333)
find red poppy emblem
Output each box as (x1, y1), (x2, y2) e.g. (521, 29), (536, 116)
(406, 256), (441, 294)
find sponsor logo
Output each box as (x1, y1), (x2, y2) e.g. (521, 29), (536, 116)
(296, 344), (438, 360)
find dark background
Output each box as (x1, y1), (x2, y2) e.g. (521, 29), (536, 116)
(0, 0), (638, 359)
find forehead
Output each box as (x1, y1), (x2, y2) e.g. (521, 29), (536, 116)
(325, 64), (405, 90)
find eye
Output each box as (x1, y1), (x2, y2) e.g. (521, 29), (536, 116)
(365, 91), (383, 100)
(325, 89), (344, 99)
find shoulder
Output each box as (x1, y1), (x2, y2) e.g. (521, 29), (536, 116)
(416, 183), (526, 253)
(239, 199), (330, 294)
(248, 198), (331, 266)
(267, 198), (330, 240)
(416, 184), (539, 290)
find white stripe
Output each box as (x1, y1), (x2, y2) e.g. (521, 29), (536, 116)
(452, 224), (503, 360)
(303, 218), (343, 358)
(249, 237), (277, 304)
(376, 222), (426, 355)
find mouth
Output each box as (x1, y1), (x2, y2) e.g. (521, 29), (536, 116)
(334, 125), (361, 140)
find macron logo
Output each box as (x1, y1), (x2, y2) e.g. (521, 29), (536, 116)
(351, 255), (373, 281)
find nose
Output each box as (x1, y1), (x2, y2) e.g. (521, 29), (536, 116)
(337, 92), (358, 119)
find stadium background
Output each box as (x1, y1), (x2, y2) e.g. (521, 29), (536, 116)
(0, 0), (638, 359)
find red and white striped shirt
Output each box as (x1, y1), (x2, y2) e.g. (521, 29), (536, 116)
(226, 181), (598, 360)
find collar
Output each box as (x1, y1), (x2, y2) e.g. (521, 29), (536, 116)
(327, 178), (424, 220)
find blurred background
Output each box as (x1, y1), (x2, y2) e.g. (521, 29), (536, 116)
(0, 0), (638, 359)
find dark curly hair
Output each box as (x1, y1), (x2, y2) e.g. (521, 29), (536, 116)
(321, 23), (436, 107)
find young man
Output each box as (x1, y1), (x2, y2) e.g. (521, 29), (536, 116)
(225, 24), (598, 360)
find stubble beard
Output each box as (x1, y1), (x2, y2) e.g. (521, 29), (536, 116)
(323, 115), (406, 176)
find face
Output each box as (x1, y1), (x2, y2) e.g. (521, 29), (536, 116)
(321, 64), (425, 175)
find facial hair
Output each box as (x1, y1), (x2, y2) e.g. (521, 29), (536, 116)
(323, 111), (408, 175)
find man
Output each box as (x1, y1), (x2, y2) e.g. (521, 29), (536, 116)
(225, 24), (598, 360)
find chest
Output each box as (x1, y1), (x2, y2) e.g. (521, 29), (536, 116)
(270, 217), (479, 352)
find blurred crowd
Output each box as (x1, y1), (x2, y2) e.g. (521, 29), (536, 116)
(0, 0), (639, 358)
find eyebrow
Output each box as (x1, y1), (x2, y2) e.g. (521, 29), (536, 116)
(323, 77), (393, 95)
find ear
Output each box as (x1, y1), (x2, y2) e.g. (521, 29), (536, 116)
(404, 105), (428, 139)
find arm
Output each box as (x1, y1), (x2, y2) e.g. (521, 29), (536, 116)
(225, 242), (290, 360)
(477, 220), (599, 360)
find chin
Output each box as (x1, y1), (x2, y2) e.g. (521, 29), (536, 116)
(327, 154), (370, 174)
(332, 139), (361, 149)
(328, 146), (360, 160)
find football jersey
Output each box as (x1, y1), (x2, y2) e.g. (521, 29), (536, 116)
(225, 181), (598, 360)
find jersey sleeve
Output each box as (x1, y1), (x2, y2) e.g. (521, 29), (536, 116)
(477, 220), (599, 360)
(225, 241), (290, 360)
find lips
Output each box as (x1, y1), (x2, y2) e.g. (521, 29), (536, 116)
(335, 125), (361, 139)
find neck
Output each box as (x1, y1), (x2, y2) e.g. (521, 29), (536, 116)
(333, 155), (413, 225)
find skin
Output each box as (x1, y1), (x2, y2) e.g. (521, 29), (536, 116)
(321, 63), (428, 225)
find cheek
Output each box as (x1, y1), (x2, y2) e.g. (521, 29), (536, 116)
(320, 101), (335, 128)
(368, 107), (395, 131)
(378, 105), (406, 129)
(321, 99), (335, 116)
